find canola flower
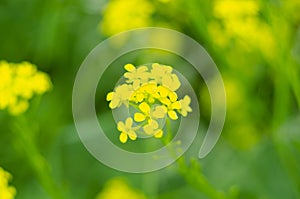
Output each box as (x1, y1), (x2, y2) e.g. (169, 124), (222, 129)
(0, 61), (52, 115)
(209, 0), (275, 59)
(100, 0), (154, 36)
(95, 178), (146, 199)
(0, 167), (16, 199)
(106, 63), (192, 143)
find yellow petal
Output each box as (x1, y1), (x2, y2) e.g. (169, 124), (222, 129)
(117, 121), (125, 132)
(119, 132), (128, 143)
(158, 86), (169, 98)
(170, 74), (181, 91)
(171, 101), (181, 110)
(134, 113), (146, 122)
(154, 130), (163, 138)
(139, 102), (150, 113)
(149, 120), (159, 129)
(168, 110), (178, 120)
(184, 95), (191, 104)
(160, 98), (171, 106)
(147, 96), (154, 104)
(137, 66), (148, 73)
(152, 106), (166, 118)
(106, 92), (114, 101)
(128, 130), (137, 140)
(143, 125), (153, 135)
(168, 91), (178, 102)
(124, 64), (135, 71)
(109, 98), (120, 109)
(181, 110), (188, 117)
(125, 117), (133, 127)
(136, 93), (144, 102)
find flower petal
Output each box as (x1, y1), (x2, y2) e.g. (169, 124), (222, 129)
(143, 125), (153, 135)
(106, 92), (114, 101)
(119, 132), (128, 143)
(117, 121), (126, 132)
(154, 129), (163, 138)
(168, 110), (178, 120)
(168, 91), (178, 102)
(158, 86), (169, 98)
(152, 106), (166, 118)
(139, 102), (150, 113)
(160, 98), (171, 106)
(134, 113), (146, 122)
(128, 130), (137, 140)
(137, 66), (148, 73)
(171, 101), (181, 110)
(124, 64), (135, 71)
(149, 119), (159, 129)
(125, 117), (133, 127)
(109, 98), (120, 109)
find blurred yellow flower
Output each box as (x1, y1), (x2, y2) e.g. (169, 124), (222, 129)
(0, 61), (52, 116)
(214, 0), (259, 19)
(96, 178), (146, 199)
(100, 0), (154, 36)
(209, 0), (276, 59)
(106, 63), (192, 143)
(0, 167), (16, 199)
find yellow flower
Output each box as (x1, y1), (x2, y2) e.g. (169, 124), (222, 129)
(95, 178), (146, 199)
(100, 0), (154, 36)
(124, 64), (149, 89)
(0, 167), (16, 199)
(105, 63), (192, 143)
(210, 0), (275, 59)
(131, 83), (161, 104)
(150, 63), (181, 91)
(214, 0), (259, 19)
(133, 102), (166, 122)
(0, 61), (52, 116)
(157, 87), (181, 120)
(142, 120), (163, 138)
(117, 117), (137, 143)
(179, 95), (192, 117)
(106, 84), (133, 109)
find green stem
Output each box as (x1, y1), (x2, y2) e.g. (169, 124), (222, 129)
(163, 118), (230, 199)
(12, 116), (65, 199)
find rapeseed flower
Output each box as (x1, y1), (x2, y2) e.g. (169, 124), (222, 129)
(0, 167), (16, 199)
(106, 63), (192, 143)
(0, 61), (52, 115)
(100, 0), (154, 36)
(95, 178), (146, 199)
(117, 117), (137, 143)
(209, 0), (275, 59)
(179, 95), (192, 117)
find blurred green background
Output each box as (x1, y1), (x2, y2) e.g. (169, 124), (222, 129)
(1, 0), (300, 198)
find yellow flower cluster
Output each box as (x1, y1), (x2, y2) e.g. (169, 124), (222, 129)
(0, 61), (52, 115)
(106, 63), (192, 143)
(95, 178), (146, 199)
(209, 0), (275, 59)
(100, 0), (154, 36)
(0, 167), (16, 199)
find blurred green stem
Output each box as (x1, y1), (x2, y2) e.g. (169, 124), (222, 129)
(163, 118), (231, 199)
(12, 116), (65, 199)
